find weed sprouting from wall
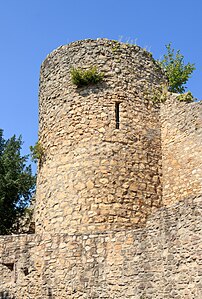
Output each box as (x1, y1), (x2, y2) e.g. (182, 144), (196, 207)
(70, 66), (103, 88)
(177, 91), (194, 103)
(30, 141), (44, 163)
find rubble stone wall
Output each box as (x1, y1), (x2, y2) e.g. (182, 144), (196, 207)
(0, 40), (201, 299)
(0, 235), (37, 298)
(36, 39), (166, 234)
(0, 196), (201, 299)
(161, 96), (202, 205)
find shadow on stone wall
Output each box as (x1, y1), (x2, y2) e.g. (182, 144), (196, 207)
(0, 291), (15, 299)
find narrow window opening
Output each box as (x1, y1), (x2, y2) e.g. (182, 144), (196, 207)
(115, 102), (120, 129)
(48, 287), (53, 298)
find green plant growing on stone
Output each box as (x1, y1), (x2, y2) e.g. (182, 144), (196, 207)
(177, 91), (194, 103)
(30, 141), (44, 163)
(111, 44), (120, 53)
(111, 40), (121, 53)
(70, 66), (104, 88)
(151, 84), (168, 104)
(159, 43), (195, 93)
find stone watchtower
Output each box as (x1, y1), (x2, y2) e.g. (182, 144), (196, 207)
(0, 39), (201, 299)
(36, 39), (166, 234)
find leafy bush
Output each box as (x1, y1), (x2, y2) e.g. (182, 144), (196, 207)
(177, 91), (194, 103)
(30, 141), (44, 163)
(159, 43), (195, 93)
(70, 66), (103, 88)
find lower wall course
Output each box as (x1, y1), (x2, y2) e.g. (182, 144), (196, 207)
(0, 195), (201, 299)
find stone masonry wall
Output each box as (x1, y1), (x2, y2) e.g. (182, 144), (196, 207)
(0, 235), (37, 298)
(0, 196), (201, 299)
(161, 95), (202, 205)
(34, 196), (202, 299)
(36, 39), (166, 234)
(0, 40), (202, 299)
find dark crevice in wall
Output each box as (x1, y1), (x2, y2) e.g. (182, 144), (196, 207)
(0, 291), (15, 299)
(22, 267), (29, 276)
(2, 263), (14, 272)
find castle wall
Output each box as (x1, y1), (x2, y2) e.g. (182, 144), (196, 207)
(161, 96), (202, 205)
(0, 196), (201, 298)
(0, 235), (38, 298)
(34, 196), (202, 299)
(36, 39), (166, 234)
(1, 40), (202, 299)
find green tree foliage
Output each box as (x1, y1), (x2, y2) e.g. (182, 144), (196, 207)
(160, 43), (195, 93)
(0, 129), (36, 234)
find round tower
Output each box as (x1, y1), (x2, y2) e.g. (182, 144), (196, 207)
(36, 39), (166, 234)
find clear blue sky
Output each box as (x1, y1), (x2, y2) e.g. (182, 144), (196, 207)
(0, 0), (202, 166)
